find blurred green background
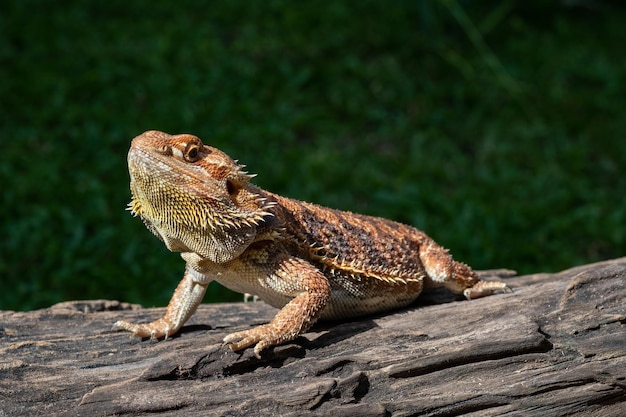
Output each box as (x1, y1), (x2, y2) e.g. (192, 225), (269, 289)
(1, 1), (625, 311)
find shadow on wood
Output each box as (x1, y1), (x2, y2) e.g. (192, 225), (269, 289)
(1, 258), (625, 416)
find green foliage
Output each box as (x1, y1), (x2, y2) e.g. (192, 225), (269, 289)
(1, 1), (625, 311)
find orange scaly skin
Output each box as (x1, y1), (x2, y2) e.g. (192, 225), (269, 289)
(114, 130), (511, 358)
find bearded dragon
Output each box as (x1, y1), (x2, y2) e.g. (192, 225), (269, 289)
(114, 130), (510, 358)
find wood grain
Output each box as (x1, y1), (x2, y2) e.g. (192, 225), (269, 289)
(1, 259), (625, 416)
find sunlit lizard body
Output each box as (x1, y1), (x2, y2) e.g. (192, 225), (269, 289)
(114, 130), (510, 357)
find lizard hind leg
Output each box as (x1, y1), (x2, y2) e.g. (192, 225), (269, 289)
(453, 260), (511, 299)
(419, 239), (510, 299)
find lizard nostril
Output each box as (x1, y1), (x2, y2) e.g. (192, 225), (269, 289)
(156, 145), (172, 156)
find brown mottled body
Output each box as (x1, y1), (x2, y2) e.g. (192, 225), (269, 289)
(114, 131), (510, 357)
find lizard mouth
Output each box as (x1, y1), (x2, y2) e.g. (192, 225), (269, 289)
(128, 145), (205, 184)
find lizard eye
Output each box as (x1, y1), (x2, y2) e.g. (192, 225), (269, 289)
(184, 141), (202, 162)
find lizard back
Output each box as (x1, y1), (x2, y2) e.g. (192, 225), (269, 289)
(267, 193), (430, 319)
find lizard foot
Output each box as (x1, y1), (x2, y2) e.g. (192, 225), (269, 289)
(112, 318), (175, 340)
(463, 281), (512, 300)
(224, 324), (294, 359)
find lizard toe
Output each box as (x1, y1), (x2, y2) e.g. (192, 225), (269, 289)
(112, 319), (173, 339)
(464, 281), (512, 300)
(224, 324), (279, 358)
(112, 320), (139, 334)
(224, 329), (261, 350)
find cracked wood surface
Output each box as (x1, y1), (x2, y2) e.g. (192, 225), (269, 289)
(1, 258), (625, 416)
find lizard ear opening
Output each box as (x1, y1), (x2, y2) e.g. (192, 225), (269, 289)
(226, 177), (251, 208)
(226, 179), (238, 197)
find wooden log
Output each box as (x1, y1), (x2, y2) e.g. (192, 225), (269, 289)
(1, 258), (625, 416)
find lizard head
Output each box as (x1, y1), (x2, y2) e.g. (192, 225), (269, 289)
(127, 130), (275, 263)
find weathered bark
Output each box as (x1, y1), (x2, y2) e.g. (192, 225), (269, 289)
(1, 258), (625, 416)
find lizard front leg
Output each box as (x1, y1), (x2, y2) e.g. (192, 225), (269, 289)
(113, 265), (210, 339)
(224, 255), (332, 358)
